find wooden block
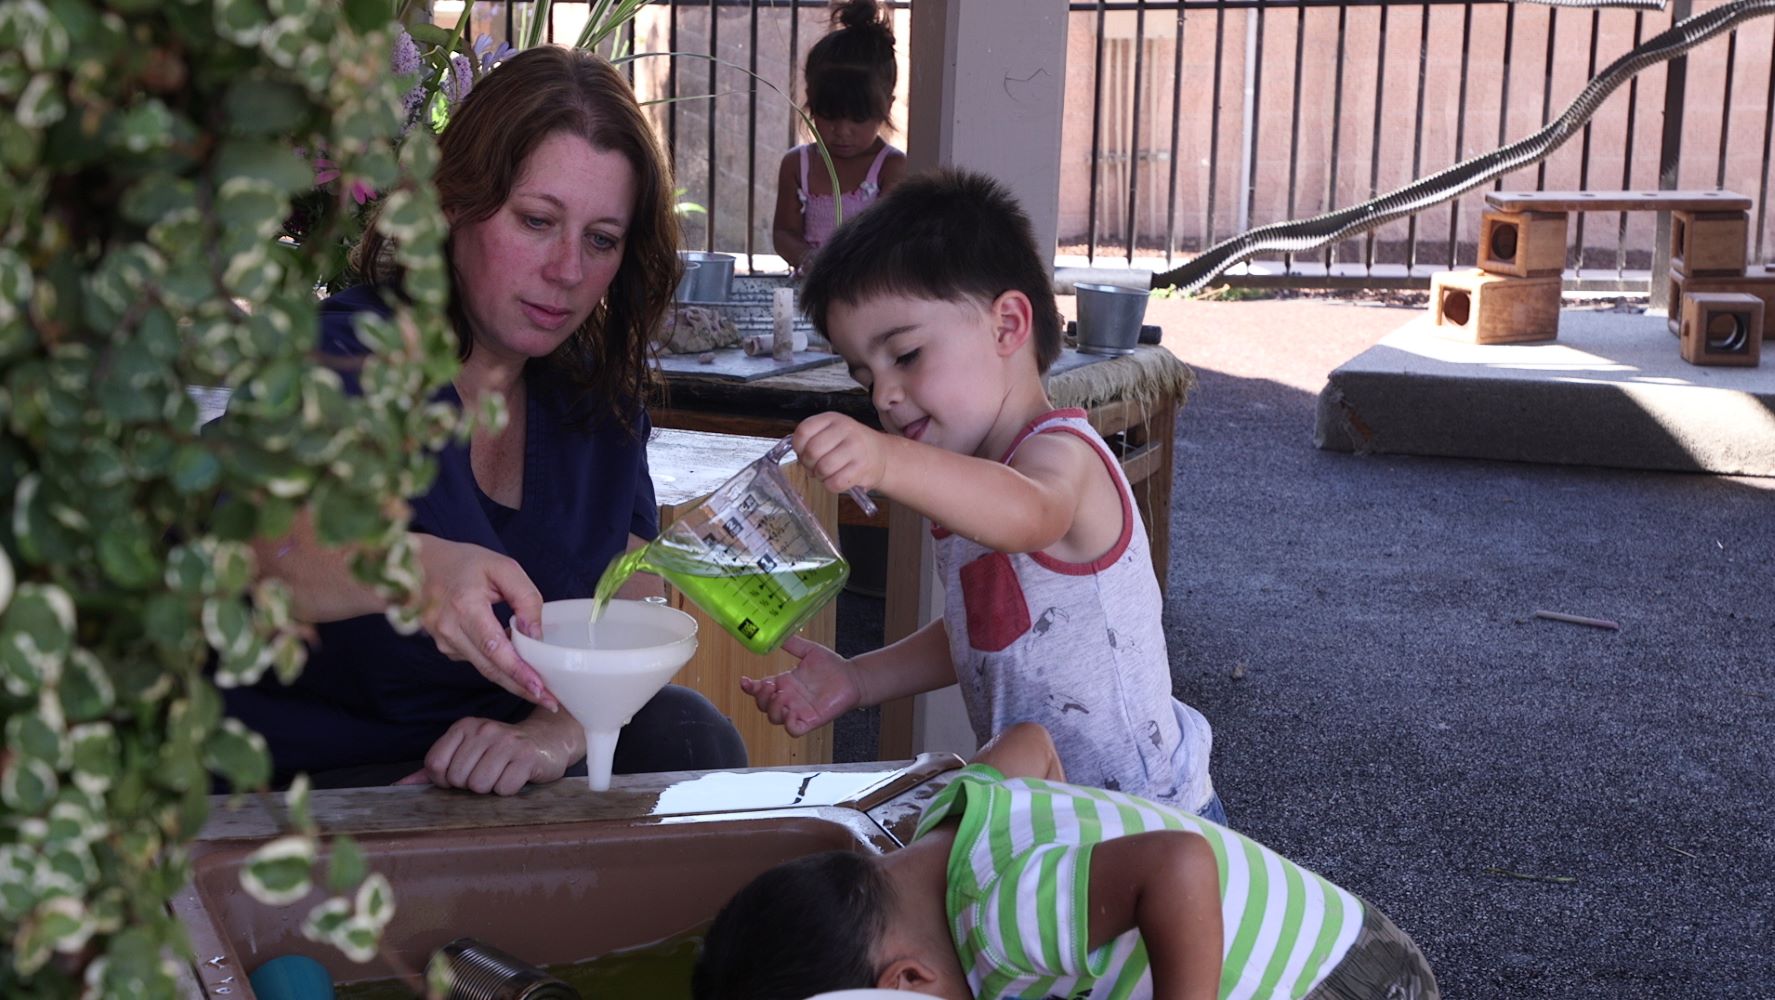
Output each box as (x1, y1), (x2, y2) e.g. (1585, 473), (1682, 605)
(1680, 292), (1763, 367)
(1430, 269), (1562, 344)
(1671, 210), (1749, 276)
(1477, 210), (1568, 277)
(1666, 265), (1775, 337)
(649, 429), (835, 768)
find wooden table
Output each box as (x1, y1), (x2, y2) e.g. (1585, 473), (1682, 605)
(647, 428), (837, 767)
(653, 345), (1194, 758)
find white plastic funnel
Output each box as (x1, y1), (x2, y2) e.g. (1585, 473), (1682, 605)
(510, 599), (699, 791)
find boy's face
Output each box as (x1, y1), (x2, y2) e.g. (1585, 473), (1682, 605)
(828, 292), (1011, 460)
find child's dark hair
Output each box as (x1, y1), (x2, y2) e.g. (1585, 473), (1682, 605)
(692, 850), (892, 1000)
(805, 0), (896, 126)
(800, 169), (1064, 373)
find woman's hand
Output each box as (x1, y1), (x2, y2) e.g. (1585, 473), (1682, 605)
(397, 711), (582, 796)
(416, 535), (557, 711)
(792, 412), (891, 496)
(738, 635), (863, 737)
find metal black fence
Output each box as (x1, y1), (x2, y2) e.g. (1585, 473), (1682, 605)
(492, 0), (1772, 293)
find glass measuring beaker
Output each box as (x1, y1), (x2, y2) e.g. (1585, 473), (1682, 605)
(592, 437), (871, 655)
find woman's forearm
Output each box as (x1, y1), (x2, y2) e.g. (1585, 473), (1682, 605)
(252, 509), (391, 622)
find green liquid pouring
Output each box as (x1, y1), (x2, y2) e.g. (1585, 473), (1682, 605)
(591, 533), (847, 656)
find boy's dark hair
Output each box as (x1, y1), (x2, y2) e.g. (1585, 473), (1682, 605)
(805, 0), (897, 126)
(692, 850), (892, 1000)
(799, 169), (1064, 373)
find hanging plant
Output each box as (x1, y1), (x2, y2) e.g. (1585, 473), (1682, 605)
(0, 0), (460, 994)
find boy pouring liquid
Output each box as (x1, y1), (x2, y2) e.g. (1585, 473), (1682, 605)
(741, 170), (1221, 821)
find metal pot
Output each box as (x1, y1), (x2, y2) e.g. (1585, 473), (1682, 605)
(675, 251), (736, 304)
(1074, 281), (1149, 356)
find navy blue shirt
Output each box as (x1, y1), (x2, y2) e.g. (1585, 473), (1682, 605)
(224, 286), (660, 780)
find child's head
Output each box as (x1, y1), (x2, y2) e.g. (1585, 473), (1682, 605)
(803, 0), (897, 155)
(798, 170), (1064, 455)
(691, 850), (893, 1000)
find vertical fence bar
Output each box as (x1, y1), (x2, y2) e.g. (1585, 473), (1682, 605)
(1617, 11), (1644, 275)
(1207, 2), (1226, 247)
(1405, 3), (1431, 273)
(1493, 2), (1515, 192)
(1245, 0), (1267, 256)
(1717, 30), (1737, 189)
(746, 0), (759, 267)
(1323, 2), (1347, 271)
(1363, 3), (1389, 271)
(1535, 8), (1557, 189)
(1446, 0), (1474, 268)
(1088, 0), (1107, 263)
(624, 16), (636, 84)
(705, 0), (719, 252)
(1652, 0), (1691, 311)
(1573, 9), (1600, 272)
(1759, 25), (1775, 261)
(1164, 5), (1185, 266)
(788, 0), (801, 149)
(668, 0), (680, 164)
(1283, 3), (1306, 273)
(1127, 1), (1148, 265)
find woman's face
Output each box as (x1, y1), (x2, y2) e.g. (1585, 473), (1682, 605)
(451, 131), (638, 363)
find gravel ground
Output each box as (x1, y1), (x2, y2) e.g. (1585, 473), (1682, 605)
(839, 295), (1775, 998)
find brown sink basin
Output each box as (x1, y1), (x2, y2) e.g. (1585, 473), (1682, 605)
(172, 757), (961, 998)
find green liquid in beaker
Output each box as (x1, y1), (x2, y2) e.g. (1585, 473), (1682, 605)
(591, 537), (847, 655)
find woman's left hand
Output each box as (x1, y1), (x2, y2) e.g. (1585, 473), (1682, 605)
(396, 711), (583, 795)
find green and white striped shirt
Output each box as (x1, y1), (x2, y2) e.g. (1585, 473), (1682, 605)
(912, 765), (1363, 1000)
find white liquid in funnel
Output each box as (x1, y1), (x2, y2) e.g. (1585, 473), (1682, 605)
(515, 600), (697, 792)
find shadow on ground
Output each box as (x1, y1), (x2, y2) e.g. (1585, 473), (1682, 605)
(1171, 361), (1773, 999)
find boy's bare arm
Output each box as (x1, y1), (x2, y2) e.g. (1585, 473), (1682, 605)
(883, 432), (1097, 554)
(849, 616), (958, 705)
(972, 722), (1066, 782)
(1086, 831), (1223, 1000)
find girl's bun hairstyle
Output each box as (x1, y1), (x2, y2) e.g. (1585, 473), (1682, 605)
(804, 0), (897, 127)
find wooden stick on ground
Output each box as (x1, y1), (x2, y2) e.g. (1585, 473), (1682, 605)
(1532, 609), (1620, 630)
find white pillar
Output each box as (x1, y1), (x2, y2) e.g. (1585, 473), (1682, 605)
(895, 0), (1070, 758)
(906, 0), (1070, 269)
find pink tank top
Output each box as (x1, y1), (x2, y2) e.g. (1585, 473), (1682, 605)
(797, 141), (898, 249)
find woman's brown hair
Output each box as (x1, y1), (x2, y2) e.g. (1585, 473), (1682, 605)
(358, 46), (677, 433)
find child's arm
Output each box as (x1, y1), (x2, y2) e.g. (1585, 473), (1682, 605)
(771, 152), (812, 271)
(795, 413), (1100, 556)
(1087, 832), (1224, 1000)
(739, 617), (957, 736)
(971, 721), (1066, 782)
(876, 149), (908, 196)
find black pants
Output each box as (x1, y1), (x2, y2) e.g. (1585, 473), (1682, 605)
(304, 685), (748, 789)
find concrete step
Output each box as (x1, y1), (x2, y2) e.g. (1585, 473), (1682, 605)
(1315, 308), (1775, 477)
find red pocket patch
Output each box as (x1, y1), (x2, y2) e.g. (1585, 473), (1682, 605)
(959, 552), (1032, 652)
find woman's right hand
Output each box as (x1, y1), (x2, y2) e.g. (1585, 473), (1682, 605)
(739, 635), (862, 737)
(416, 535), (558, 711)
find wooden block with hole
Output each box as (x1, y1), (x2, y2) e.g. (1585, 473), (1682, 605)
(1671, 210), (1749, 276)
(1477, 210), (1569, 278)
(1679, 292), (1762, 367)
(1666, 265), (1775, 337)
(1430, 268), (1562, 344)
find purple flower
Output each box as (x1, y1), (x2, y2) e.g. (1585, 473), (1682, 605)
(442, 52), (475, 104)
(392, 28), (423, 77)
(473, 34), (518, 72)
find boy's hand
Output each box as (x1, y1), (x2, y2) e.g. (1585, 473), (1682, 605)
(792, 413), (890, 496)
(738, 635), (862, 736)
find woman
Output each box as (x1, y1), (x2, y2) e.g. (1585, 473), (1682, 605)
(225, 47), (747, 795)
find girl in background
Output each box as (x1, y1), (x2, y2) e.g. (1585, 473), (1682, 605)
(772, 0), (907, 273)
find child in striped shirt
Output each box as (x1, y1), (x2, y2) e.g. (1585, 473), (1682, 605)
(693, 722), (1438, 1000)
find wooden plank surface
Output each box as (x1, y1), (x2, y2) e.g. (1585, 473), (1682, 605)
(649, 428), (837, 768)
(1484, 190), (1752, 213)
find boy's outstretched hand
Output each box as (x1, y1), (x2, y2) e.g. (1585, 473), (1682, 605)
(739, 635), (862, 737)
(793, 412), (891, 496)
